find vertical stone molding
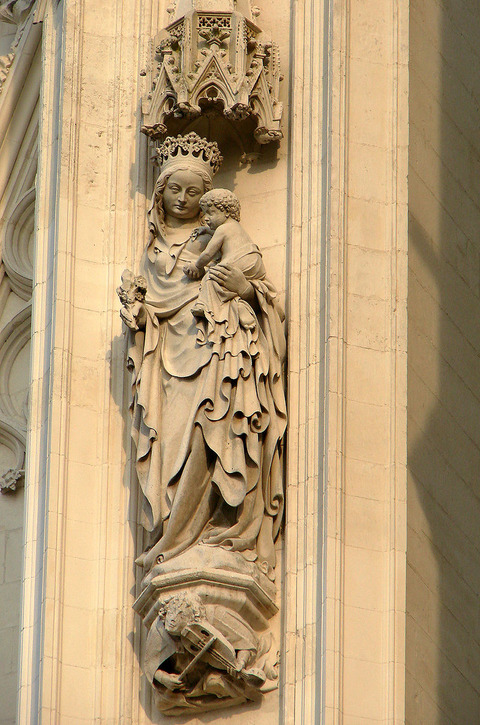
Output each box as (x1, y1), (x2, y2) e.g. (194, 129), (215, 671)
(283, 0), (409, 721)
(283, 0), (329, 722)
(322, 0), (409, 722)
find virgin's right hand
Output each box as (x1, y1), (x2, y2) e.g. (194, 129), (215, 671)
(120, 303), (147, 331)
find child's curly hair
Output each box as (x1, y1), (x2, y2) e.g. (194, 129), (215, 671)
(157, 593), (206, 623)
(199, 188), (241, 222)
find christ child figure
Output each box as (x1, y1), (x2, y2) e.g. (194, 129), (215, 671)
(183, 188), (258, 335)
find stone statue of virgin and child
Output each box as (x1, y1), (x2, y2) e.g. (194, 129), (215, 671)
(119, 132), (286, 715)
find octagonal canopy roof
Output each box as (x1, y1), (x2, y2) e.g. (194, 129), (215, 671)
(172, 0), (253, 22)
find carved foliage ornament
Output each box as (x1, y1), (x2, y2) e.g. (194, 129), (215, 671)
(0, 467), (24, 493)
(141, 0), (283, 145)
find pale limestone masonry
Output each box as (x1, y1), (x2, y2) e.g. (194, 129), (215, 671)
(407, 0), (480, 722)
(6, 0), (408, 721)
(321, 2), (408, 721)
(0, 492), (24, 725)
(0, 0), (475, 723)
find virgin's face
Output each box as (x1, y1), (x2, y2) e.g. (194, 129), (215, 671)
(162, 170), (205, 220)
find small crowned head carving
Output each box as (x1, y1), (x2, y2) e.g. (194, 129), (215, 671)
(155, 132), (223, 182)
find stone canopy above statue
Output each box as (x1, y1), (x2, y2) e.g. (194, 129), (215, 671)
(141, 0), (283, 149)
(171, 0), (254, 21)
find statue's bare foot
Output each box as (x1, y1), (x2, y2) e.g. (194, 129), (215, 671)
(191, 303), (207, 318)
(238, 301), (256, 330)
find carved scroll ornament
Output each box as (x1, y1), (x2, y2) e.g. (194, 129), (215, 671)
(141, 0), (283, 146)
(120, 131), (286, 715)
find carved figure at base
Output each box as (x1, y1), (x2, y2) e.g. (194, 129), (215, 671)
(183, 188), (259, 343)
(144, 593), (275, 716)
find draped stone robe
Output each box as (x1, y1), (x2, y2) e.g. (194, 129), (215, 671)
(128, 227), (286, 575)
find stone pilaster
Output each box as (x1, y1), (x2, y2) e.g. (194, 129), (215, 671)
(321, 0), (409, 721)
(18, 0), (157, 719)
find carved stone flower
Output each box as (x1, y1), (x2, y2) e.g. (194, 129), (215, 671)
(198, 25), (231, 46)
(0, 468), (24, 493)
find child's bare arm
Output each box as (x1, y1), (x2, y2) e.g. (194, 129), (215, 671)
(183, 262), (203, 279)
(195, 227), (226, 270)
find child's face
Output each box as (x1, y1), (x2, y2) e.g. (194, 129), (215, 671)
(202, 204), (228, 231)
(164, 605), (191, 635)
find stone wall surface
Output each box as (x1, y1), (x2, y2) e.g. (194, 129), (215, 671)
(322, 0), (408, 722)
(407, 1), (480, 722)
(0, 490), (24, 725)
(5, 0), (410, 723)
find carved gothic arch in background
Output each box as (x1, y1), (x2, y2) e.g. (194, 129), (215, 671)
(0, 0), (39, 493)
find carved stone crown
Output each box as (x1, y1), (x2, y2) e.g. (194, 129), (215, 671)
(155, 132), (223, 179)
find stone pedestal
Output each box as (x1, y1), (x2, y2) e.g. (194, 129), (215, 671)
(134, 547), (279, 716)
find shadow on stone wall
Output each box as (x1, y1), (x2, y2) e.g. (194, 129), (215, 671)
(407, 3), (480, 722)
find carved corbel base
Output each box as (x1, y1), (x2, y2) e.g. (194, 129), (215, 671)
(134, 546), (280, 716)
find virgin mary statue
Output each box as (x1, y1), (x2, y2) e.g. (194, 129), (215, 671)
(122, 133), (286, 580)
